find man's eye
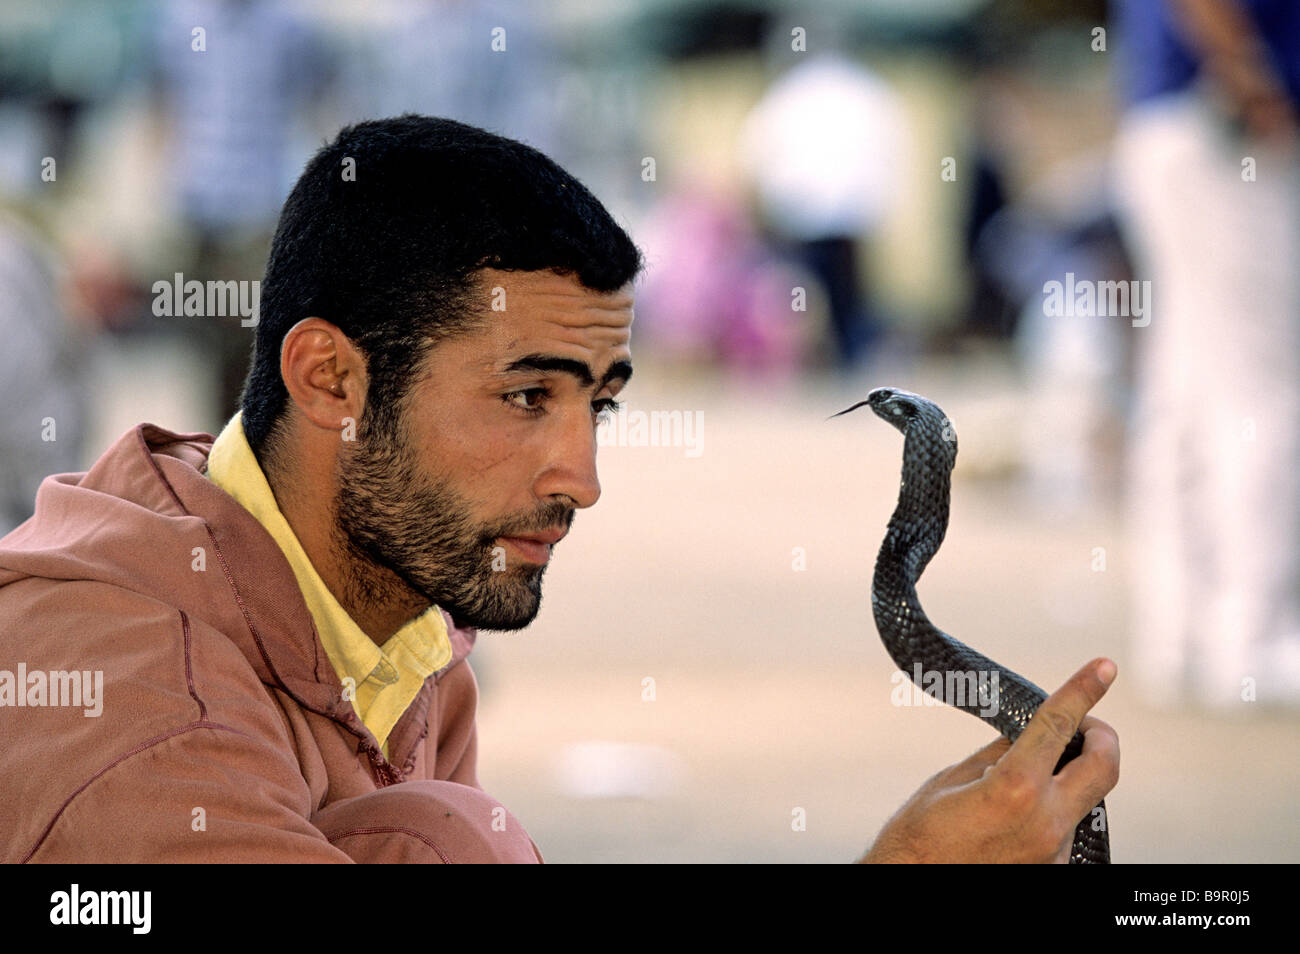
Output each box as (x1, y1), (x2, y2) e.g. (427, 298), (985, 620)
(504, 388), (548, 415)
(593, 398), (623, 418)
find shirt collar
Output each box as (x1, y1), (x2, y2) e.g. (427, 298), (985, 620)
(202, 412), (451, 697)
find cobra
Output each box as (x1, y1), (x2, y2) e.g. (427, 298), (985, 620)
(832, 386), (1110, 864)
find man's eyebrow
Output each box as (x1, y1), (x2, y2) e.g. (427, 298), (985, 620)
(500, 354), (633, 389)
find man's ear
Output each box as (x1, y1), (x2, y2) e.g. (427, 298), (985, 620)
(280, 317), (367, 433)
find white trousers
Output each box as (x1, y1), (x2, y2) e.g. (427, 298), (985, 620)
(1113, 91), (1300, 708)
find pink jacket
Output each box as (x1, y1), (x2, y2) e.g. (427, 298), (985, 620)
(0, 423), (542, 863)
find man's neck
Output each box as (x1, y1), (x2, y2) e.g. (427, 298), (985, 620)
(265, 461), (430, 646)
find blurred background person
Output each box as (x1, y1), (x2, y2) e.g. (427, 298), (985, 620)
(1113, 0), (1300, 709)
(737, 17), (908, 371)
(0, 209), (86, 535)
(152, 0), (332, 416)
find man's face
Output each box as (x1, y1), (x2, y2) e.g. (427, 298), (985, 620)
(334, 269), (633, 631)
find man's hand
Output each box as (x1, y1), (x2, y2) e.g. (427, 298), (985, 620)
(858, 658), (1119, 863)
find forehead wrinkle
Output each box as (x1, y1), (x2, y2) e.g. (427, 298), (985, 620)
(490, 318), (630, 354)
(535, 303), (634, 329)
(512, 281), (632, 313)
(546, 324), (631, 348)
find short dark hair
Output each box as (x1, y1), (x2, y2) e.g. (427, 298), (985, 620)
(239, 114), (643, 462)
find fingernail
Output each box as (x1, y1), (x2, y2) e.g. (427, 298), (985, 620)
(1096, 659), (1117, 687)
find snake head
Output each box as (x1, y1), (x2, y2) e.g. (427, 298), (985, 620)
(832, 386), (926, 428)
(830, 387), (958, 456)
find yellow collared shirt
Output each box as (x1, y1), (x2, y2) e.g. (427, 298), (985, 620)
(203, 412), (452, 758)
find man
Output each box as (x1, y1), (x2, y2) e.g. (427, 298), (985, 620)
(0, 116), (1117, 862)
(1114, 0), (1300, 709)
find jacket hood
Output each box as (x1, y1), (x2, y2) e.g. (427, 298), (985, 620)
(0, 422), (477, 729)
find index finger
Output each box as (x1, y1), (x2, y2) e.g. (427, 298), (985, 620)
(1005, 658), (1116, 775)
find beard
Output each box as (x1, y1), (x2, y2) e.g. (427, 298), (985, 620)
(332, 406), (573, 632)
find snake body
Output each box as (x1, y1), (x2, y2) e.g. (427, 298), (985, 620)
(835, 386), (1109, 864)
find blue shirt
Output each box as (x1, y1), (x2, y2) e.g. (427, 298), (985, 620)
(1116, 0), (1300, 107)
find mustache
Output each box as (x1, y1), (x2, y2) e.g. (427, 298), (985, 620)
(488, 502), (575, 541)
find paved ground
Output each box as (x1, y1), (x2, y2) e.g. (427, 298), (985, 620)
(469, 352), (1300, 863)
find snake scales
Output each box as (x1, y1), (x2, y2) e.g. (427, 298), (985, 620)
(834, 386), (1109, 864)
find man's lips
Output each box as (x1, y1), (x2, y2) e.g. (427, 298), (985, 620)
(508, 528), (568, 546)
(497, 528), (567, 565)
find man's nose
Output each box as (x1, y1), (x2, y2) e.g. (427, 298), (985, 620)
(536, 410), (601, 509)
